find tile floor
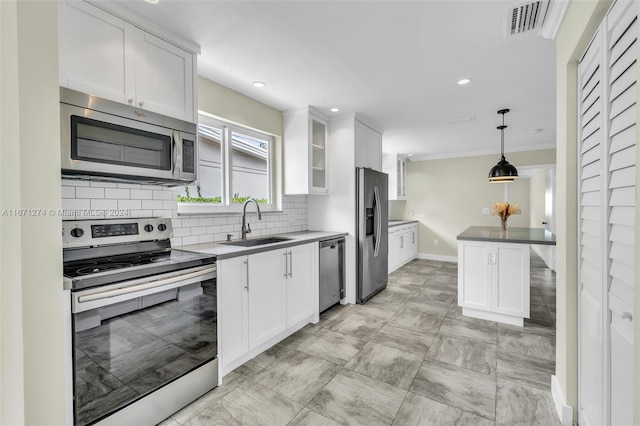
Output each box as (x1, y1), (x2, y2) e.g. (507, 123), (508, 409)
(160, 254), (558, 425)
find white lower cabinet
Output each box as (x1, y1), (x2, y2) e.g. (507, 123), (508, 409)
(458, 240), (530, 326)
(218, 243), (318, 377)
(286, 243), (316, 327)
(247, 249), (287, 349)
(388, 223), (418, 272)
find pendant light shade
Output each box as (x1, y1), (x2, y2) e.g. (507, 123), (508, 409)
(488, 109), (518, 183)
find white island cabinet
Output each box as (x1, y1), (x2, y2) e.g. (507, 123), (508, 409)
(217, 242), (318, 376)
(457, 227), (556, 326)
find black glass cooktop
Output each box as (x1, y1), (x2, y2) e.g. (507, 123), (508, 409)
(64, 249), (216, 291)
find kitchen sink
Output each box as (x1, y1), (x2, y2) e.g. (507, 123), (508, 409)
(222, 236), (291, 247)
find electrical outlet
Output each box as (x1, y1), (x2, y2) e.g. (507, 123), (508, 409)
(482, 207), (490, 215)
(433, 239), (439, 246)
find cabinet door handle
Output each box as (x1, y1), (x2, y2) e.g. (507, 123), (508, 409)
(621, 312), (633, 321)
(283, 252), (288, 278)
(412, 232), (415, 244)
(288, 251), (293, 278)
(127, 98), (134, 104)
(244, 260), (249, 292)
(138, 101), (144, 107)
(400, 235), (404, 249)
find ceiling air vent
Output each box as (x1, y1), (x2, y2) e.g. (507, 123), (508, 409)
(507, 0), (549, 36)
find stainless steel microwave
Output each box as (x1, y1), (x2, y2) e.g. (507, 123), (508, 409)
(60, 87), (197, 186)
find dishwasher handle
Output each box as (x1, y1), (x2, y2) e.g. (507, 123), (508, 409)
(320, 238), (345, 250)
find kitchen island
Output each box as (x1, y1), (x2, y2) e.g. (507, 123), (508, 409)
(457, 226), (556, 326)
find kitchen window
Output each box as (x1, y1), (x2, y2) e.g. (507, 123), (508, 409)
(178, 113), (277, 214)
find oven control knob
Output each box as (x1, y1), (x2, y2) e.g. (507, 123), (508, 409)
(157, 224), (167, 232)
(144, 224), (154, 233)
(70, 228), (84, 238)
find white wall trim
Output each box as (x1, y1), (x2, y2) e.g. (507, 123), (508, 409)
(417, 253), (458, 263)
(551, 375), (574, 426)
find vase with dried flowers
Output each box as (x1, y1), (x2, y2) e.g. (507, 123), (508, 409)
(491, 201), (522, 233)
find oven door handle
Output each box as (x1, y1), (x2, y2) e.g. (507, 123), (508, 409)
(76, 266), (216, 305)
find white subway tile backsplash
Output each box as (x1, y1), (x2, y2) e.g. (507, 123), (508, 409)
(141, 200), (164, 210)
(118, 200), (142, 210)
(61, 182), (308, 246)
(63, 179), (89, 187)
(130, 189), (153, 200)
(191, 226), (207, 236)
(91, 199), (118, 210)
(206, 225), (221, 234)
(117, 183), (142, 189)
(76, 187), (105, 199)
(62, 198), (90, 211)
(152, 190), (174, 200)
(182, 236), (199, 246)
(181, 218), (199, 228)
(152, 209), (173, 218)
(129, 210), (152, 218)
(198, 218), (214, 227)
(61, 186), (75, 198)
(163, 200), (177, 210)
(198, 234), (214, 244)
(90, 181), (118, 188)
(105, 188), (131, 199)
(213, 217), (229, 226)
(173, 227), (190, 237)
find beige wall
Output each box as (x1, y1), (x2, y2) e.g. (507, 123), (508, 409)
(1, 1), (66, 424)
(400, 149), (555, 258)
(529, 168), (547, 229)
(198, 76), (283, 137)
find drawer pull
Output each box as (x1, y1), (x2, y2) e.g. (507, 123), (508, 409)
(621, 312), (633, 321)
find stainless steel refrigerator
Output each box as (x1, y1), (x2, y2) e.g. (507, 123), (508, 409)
(356, 167), (388, 303)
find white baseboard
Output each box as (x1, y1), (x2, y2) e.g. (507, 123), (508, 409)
(551, 375), (574, 425)
(417, 253), (458, 263)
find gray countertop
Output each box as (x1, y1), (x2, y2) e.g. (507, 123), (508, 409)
(389, 220), (418, 228)
(179, 230), (348, 260)
(457, 226), (556, 245)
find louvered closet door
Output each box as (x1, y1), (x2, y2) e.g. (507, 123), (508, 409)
(578, 27), (605, 426)
(578, 2), (637, 425)
(606, 1), (636, 424)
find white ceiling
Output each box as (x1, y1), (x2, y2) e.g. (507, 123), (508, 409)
(112, 0), (557, 160)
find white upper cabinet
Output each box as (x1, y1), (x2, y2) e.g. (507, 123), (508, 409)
(284, 108), (329, 194)
(58, 0), (196, 122)
(383, 154), (407, 200)
(58, 1), (130, 103)
(133, 30), (194, 121)
(355, 120), (382, 171)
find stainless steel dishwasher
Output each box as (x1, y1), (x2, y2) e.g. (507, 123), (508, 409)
(319, 237), (345, 312)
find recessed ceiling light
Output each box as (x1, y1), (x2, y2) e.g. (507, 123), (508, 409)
(532, 128), (543, 134)
(330, 108), (340, 113)
(252, 81), (266, 88)
(457, 78), (471, 85)
(144, 0), (159, 4)
(407, 154), (413, 157)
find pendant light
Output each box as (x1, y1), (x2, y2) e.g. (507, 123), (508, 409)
(488, 108), (518, 183)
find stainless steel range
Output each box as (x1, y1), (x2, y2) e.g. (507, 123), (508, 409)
(63, 218), (217, 426)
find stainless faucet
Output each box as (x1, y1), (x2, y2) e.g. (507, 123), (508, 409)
(241, 198), (262, 239)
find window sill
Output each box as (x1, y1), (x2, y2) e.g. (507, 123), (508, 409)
(177, 202), (282, 216)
